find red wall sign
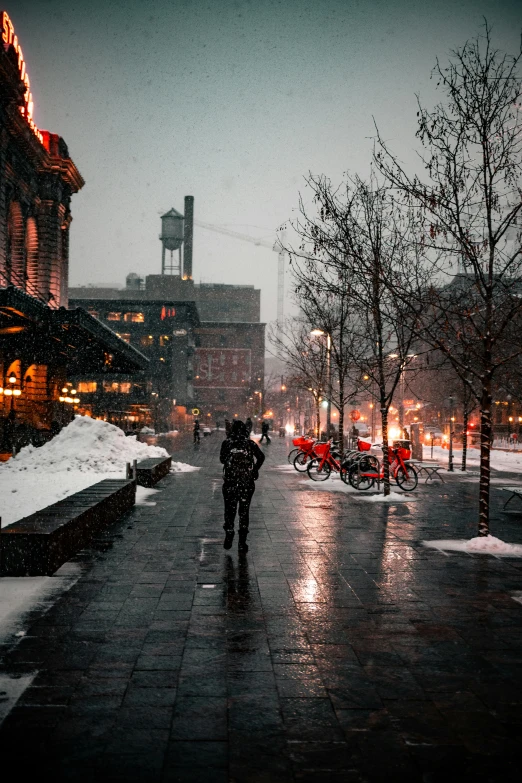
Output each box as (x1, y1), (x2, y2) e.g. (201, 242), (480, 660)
(194, 349), (251, 388)
(350, 409), (361, 422)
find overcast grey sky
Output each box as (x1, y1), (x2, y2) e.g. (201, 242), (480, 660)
(13, 0), (522, 322)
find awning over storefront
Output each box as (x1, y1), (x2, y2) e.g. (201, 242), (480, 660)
(0, 285), (148, 373)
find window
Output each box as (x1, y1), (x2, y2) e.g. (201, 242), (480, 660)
(78, 381), (97, 393)
(140, 335), (154, 347)
(159, 335), (170, 346)
(116, 333), (131, 343)
(88, 309), (99, 319)
(124, 311), (145, 323)
(107, 312), (121, 321)
(103, 381), (131, 393)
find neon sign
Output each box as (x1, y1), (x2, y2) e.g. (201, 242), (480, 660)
(2, 11), (43, 144)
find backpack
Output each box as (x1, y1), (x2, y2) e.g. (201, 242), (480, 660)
(224, 438), (254, 482)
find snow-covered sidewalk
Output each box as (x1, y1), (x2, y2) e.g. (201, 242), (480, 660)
(425, 445), (522, 473)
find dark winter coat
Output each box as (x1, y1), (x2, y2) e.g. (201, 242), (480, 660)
(220, 435), (265, 485)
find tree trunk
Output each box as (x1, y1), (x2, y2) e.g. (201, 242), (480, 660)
(381, 405), (390, 496)
(461, 408), (468, 472)
(316, 400), (321, 439)
(338, 384), (345, 458)
(478, 383), (492, 537)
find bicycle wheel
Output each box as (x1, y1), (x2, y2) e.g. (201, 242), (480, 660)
(395, 465), (418, 491)
(348, 463), (375, 490)
(307, 458), (331, 481)
(293, 452), (311, 472)
(287, 448), (300, 465)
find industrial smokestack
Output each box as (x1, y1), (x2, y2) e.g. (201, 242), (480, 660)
(183, 196), (194, 280)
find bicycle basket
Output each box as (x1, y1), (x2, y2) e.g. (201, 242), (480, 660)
(397, 446), (411, 460)
(357, 439), (371, 452)
(293, 437), (307, 447)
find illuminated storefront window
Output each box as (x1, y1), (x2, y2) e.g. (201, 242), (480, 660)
(140, 335), (154, 347)
(107, 312), (121, 321)
(78, 381), (97, 393)
(102, 381), (131, 393)
(159, 335), (170, 346)
(124, 312), (145, 323)
(115, 333), (131, 343)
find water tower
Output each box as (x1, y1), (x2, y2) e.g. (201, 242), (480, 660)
(159, 196), (194, 279)
(160, 207), (184, 275)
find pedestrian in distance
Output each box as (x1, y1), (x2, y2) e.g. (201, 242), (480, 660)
(245, 416), (253, 436)
(225, 418), (232, 436)
(193, 419), (200, 444)
(220, 419), (265, 552)
(260, 419), (271, 444)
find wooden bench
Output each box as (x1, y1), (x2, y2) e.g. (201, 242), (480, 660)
(0, 479), (136, 577)
(501, 487), (522, 510)
(133, 456), (172, 487)
(409, 461), (445, 483)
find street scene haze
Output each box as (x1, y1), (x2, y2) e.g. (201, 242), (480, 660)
(1, 1), (522, 780)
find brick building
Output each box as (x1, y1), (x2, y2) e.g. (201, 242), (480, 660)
(67, 294), (200, 432)
(69, 273), (265, 427)
(0, 10), (146, 453)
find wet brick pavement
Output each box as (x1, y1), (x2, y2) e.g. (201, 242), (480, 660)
(1, 434), (522, 781)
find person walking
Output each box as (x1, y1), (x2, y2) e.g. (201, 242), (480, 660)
(260, 420), (271, 444)
(220, 420), (265, 552)
(225, 418), (232, 436)
(193, 419), (200, 444)
(245, 417), (253, 436)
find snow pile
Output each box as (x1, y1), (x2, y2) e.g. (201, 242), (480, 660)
(300, 478), (357, 493)
(424, 535), (522, 557)
(4, 415), (168, 474)
(0, 417), (199, 527)
(171, 462), (200, 473)
(299, 479), (417, 501)
(358, 491), (418, 503)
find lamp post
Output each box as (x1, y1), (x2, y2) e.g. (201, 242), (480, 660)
(3, 374), (22, 454)
(311, 329), (331, 438)
(59, 384), (80, 423)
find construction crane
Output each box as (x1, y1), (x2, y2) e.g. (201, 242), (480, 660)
(194, 219), (286, 329)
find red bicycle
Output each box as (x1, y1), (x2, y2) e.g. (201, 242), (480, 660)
(306, 441), (347, 481)
(347, 444), (418, 491)
(288, 436), (313, 465)
(293, 438), (320, 472)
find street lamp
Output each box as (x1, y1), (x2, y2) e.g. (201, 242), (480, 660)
(311, 329), (331, 438)
(2, 374), (22, 453)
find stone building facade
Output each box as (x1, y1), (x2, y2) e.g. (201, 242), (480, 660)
(0, 11), (146, 454)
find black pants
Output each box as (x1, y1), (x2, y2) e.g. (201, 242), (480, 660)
(260, 433), (271, 443)
(222, 481), (255, 533)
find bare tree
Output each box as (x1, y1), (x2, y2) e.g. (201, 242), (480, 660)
(289, 268), (362, 455)
(375, 23), (522, 533)
(286, 173), (424, 494)
(268, 319), (329, 437)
